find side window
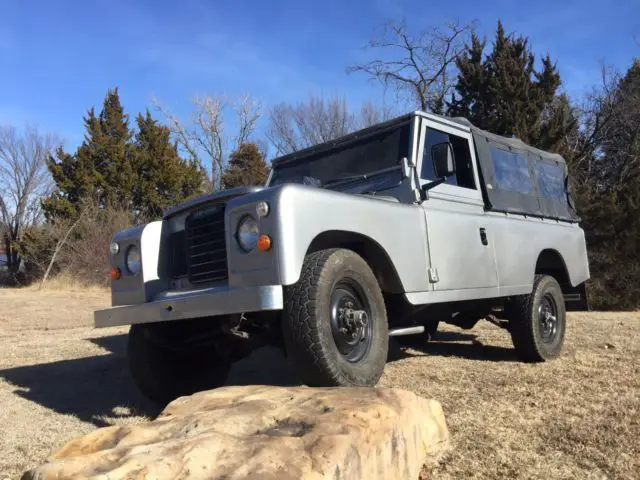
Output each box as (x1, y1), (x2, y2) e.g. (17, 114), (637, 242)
(490, 146), (533, 194)
(534, 161), (565, 199)
(421, 129), (448, 181)
(421, 127), (476, 189)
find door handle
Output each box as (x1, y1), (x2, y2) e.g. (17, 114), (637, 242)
(479, 227), (488, 246)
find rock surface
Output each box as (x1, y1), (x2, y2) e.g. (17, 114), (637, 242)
(22, 385), (449, 480)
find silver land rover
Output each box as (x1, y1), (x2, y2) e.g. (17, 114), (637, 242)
(96, 111), (590, 405)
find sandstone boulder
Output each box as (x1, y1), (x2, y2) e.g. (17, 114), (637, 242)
(22, 385), (449, 480)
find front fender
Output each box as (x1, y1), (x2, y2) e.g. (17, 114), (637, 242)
(110, 220), (166, 306)
(272, 184), (430, 292)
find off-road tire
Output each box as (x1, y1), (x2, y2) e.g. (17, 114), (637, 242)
(394, 320), (440, 347)
(282, 248), (388, 387)
(128, 322), (231, 406)
(509, 274), (566, 362)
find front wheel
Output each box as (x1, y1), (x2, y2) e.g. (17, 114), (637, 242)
(282, 248), (388, 387)
(128, 322), (231, 406)
(508, 275), (566, 362)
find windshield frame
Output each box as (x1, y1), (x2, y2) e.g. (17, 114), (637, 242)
(266, 115), (415, 189)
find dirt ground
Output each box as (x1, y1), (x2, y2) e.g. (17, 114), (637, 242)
(0, 288), (638, 479)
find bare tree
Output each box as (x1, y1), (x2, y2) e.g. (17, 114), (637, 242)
(266, 94), (394, 156)
(347, 18), (475, 113)
(0, 124), (59, 275)
(39, 209), (85, 288)
(153, 93), (262, 190)
(567, 60), (640, 309)
(566, 61), (640, 192)
(357, 100), (395, 130)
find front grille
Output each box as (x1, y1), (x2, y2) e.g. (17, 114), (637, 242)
(168, 230), (187, 278)
(184, 204), (228, 284)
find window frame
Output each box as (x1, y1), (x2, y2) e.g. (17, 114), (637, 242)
(416, 119), (483, 204)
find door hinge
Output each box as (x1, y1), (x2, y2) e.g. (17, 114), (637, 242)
(428, 268), (439, 283)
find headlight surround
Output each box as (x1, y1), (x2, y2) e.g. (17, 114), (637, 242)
(236, 215), (260, 252)
(125, 245), (142, 275)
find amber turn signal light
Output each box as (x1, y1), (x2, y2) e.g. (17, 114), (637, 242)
(257, 234), (272, 251)
(110, 267), (121, 281)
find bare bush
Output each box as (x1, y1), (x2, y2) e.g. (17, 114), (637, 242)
(62, 207), (133, 285)
(20, 201), (135, 286)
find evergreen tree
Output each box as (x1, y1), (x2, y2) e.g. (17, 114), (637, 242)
(448, 21), (574, 151)
(44, 88), (207, 221)
(132, 111), (206, 218)
(43, 88), (135, 218)
(221, 143), (270, 189)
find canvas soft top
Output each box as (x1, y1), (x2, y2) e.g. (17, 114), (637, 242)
(449, 116), (579, 222)
(269, 110), (579, 222)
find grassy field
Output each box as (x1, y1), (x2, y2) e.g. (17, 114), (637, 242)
(0, 288), (638, 479)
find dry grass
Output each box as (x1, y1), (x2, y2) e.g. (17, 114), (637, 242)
(384, 313), (640, 480)
(0, 289), (638, 479)
(0, 284), (108, 332)
(24, 273), (110, 294)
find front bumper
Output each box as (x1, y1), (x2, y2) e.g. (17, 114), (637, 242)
(94, 284), (283, 328)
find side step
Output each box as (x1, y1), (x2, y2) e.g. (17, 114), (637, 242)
(389, 326), (425, 337)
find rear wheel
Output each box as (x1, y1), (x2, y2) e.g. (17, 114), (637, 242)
(282, 248), (388, 387)
(128, 321), (231, 406)
(509, 275), (566, 362)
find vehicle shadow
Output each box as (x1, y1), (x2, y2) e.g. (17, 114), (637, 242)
(0, 334), (159, 427)
(0, 329), (516, 429)
(0, 333), (302, 428)
(388, 329), (519, 363)
(89, 335), (303, 387)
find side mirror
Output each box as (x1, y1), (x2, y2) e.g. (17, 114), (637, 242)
(419, 142), (456, 202)
(431, 142), (456, 178)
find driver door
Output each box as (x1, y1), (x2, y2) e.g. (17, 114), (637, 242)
(418, 119), (498, 292)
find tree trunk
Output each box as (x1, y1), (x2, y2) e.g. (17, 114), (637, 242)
(4, 234), (17, 271)
(3, 232), (21, 284)
(40, 213), (84, 288)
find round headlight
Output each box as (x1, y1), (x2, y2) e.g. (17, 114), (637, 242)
(256, 201), (270, 217)
(109, 241), (119, 255)
(125, 245), (142, 275)
(237, 216), (259, 252)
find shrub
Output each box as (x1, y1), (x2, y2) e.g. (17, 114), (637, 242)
(19, 202), (136, 287)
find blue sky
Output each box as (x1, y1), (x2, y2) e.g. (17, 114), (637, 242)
(0, 0), (638, 151)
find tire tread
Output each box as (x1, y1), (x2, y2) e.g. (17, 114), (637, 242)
(283, 248), (387, 386)
(510, 274), (565, 362)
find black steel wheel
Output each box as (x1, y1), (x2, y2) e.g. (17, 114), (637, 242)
(509, 274), (566, 362)
(329, 280), (373, 363)
(538, 292), (560, 344)
(282, 248), (388, 387)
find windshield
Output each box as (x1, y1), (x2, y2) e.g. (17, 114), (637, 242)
(268, 122), (411, 188)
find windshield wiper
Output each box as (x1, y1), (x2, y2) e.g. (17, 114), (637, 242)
(322, 165), (403, 188)
(323, 174), (369, 187)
